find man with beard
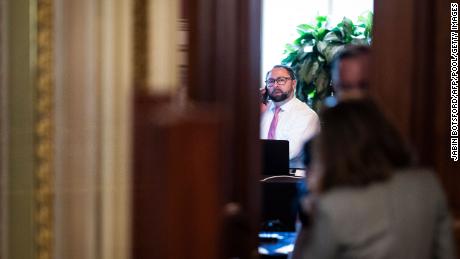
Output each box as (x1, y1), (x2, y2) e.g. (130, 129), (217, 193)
(260, 65), (320, 168)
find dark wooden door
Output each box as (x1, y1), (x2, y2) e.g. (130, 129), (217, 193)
(132, 0), (262, 258)
(372, 0), (460, 250)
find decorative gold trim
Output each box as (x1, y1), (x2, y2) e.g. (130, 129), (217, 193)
(133, 0), (148, 91)
(0, 0), (8, 256)
(35, 0), (54, 258)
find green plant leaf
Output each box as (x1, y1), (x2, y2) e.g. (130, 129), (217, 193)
(297, 51), (309, 62)
(296, 29), (306, 35)
(295, 81), (306, 102)
(307, 89), (316, 99)
(315, 67), (331, 98)
(354, 26), (366, 36)
(323, 31), (342, 43)
(358, 11), (373, 39)
(299, 54), (319, 84)
(297, 24), (315, 33)
(294, 33), (315, 46)
(323, 44), (345, 63)
(330, 27), (344, 41)
(314, 28), (329, 41)
(281, 52), (297, 65)
(316, 41), (327, 56)
(280, 13), (373, 111)
(350, 37), (368, 45)
(315, 16), (328, 28)
(284, 43), (297, 53)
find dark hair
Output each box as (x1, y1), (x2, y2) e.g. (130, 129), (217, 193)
(313, 100), (413, 191)
(271, 65), (296, 80)
(331, 45), (371, 74)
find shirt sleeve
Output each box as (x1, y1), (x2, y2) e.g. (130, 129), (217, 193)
(287, 111), (320, 160)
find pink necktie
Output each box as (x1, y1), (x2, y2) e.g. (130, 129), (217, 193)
(267, 106), (281, 139)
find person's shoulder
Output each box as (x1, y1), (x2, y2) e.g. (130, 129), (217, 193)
(261, 101), (275, 115)
(292, 98), (318, 116)
(319, 168), (439, 204)
(392, 167), (444, 195)
(392, 167), (438, 185)
(319, 186), (356, 201)
(315, 187), (361, 216)
(317, 179), (393, 214)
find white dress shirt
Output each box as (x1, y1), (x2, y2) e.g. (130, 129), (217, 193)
(260, 97), (320, 162)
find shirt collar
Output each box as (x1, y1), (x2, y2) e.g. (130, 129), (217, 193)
(269, 97), (297, 112)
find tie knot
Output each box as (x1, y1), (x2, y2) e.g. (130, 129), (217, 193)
(274, 106), (281, 114)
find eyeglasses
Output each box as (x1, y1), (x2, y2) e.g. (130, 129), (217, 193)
(265, 77), (292, 87)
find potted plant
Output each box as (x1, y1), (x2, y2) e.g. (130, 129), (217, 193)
(281, 12), (373, 110)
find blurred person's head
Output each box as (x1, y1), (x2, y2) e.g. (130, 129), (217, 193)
(331, 45), (371, 101)
(265, 65), (297, 106)
(310, 100), (413, 193)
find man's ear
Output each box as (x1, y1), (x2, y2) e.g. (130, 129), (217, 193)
(292, 80), (297, 91)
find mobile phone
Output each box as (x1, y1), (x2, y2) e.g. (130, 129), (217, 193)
(262, 86), (269, 104)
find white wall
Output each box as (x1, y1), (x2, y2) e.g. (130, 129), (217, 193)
(261, 0), (373, 83)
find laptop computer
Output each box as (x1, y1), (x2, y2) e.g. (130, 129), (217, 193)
(259, 180), (301, 256)
(260, 181), (299, 232)
(261, 139), (290, 175)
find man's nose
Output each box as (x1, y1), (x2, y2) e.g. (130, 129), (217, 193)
(273, 81), (282, 88)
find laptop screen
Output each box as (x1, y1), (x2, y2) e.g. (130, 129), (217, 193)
(261, 139), (289, 175)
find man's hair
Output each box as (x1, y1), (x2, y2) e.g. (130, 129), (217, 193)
(331, 45), (371, 73)
(312, 99), (413, 192)
(270, 65), (296, 80)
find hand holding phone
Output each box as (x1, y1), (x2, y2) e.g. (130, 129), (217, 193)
(260, 86), (268, 104)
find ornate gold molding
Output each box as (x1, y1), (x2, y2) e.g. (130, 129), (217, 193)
(35, 0), (54, 258)
(133, 0), (148, 92)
